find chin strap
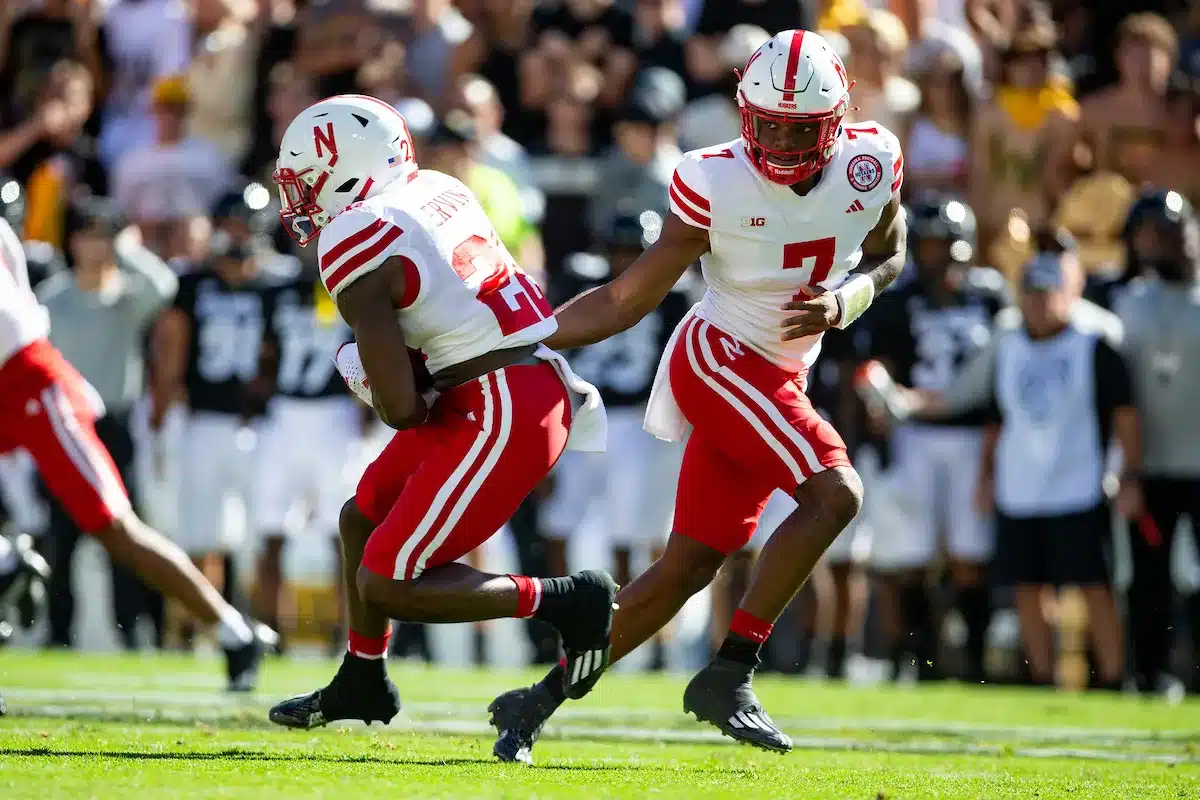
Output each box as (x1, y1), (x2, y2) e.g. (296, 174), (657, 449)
(832, 274), (875, 330)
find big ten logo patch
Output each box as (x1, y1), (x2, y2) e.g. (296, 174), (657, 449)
(741, 217), (766, 228)
(847, 154), (882, 192)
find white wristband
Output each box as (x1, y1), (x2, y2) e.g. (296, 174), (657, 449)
(833, 274), (875, 329)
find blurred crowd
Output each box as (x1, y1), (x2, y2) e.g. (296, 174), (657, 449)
(1, 0), (1199, 693)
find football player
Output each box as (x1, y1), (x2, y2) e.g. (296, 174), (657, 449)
(859, 195), (1009, 682)
(490, 30), (907, 759)
(265, 95), (617, 731)
(0, 217), (276, 692)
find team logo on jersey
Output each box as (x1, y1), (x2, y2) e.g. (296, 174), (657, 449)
(741, 217), (766, 227)
(847, 154), (882, 192)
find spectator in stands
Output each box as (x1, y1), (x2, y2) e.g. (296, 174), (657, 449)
(678, 24), (768, 152)
(449, 0), (537, 144)
(687, 0), (813, 97)
(589, 67), (684, 242)
(905, 48), (974, 198)
(631, 0), (689, 83)
(843, 10), (919, 139)
(0, 59), (99, 249)
(0, 0), (104, 121)
(531, 0), (637, 110)
(969, 16), (1078, 282)
(111, 76), (234, 259)
(1080, 13), (1179, 190)
(185, 0), (259, 165)
(35, 196), (176, 649)
(247, 62), (317, 189)
(403, 0), (475, 110)
(95, 0), (190, 173)
(1142, 77), (1200, 205)
(293, 0), (375, 98)
(1113, 190), (1200, 694)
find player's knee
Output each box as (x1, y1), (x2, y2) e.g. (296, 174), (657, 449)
(339, 499), (374, 549)
(805, 466), (863, 530)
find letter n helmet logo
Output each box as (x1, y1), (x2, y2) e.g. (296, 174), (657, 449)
(313, 123), (339, 167)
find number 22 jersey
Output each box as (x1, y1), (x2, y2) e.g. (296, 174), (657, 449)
(316, 170), (555, 375)
(668, 124), (903, 375)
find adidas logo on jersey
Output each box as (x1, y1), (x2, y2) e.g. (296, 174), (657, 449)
(845, 200), (865, 213)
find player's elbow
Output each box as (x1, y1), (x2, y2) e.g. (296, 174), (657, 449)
(377, 395), (427, 430)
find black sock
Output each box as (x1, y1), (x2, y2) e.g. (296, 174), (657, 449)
(899, 582), (934, 672)
(826, 636), (847, 678)
(717, 632), (763, 667)
(956, 585), (990, 676)
(538, 662), (567, 705)
(532, 576), (575, 629)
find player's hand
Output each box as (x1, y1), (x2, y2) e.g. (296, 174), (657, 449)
(780, 290), (839, 340)
(1114, 475), (1146, 520)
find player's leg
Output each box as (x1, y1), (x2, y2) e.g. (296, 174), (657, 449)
(995, 512), (1054, 684)
(942, 427), (994, 682)
(1128, 477), (1184, 692)
(250, 405), (302, 650)
(490, 433), (758, 763)
(1057, 506), (1122, 687)
(22, 382), (274, 689)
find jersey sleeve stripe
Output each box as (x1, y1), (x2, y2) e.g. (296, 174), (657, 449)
(672, 171), (710, 212)
(669, 185), (712, 228)
(319, 219), (386, 271)
(890, 154), (903, 193)
(323, 224), (404, 294)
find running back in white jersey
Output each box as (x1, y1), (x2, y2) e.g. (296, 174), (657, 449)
(668, 123), (903, 373)
(0, 218), (49, 369)
(316, 170), (556, 374)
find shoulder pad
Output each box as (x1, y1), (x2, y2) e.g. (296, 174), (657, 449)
(317, 207), (407, 300)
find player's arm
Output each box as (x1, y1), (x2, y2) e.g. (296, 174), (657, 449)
(545, 213), (709, 351)
(149, 307), (189, 430)
(781, 192), (907, 340)
(334, 260), (425, 430)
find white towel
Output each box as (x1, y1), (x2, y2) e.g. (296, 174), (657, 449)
(643, 305), (698, 443)
(534, 344), (607, 453)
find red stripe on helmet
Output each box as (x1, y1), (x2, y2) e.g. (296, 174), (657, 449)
(781, 30), (806, 102)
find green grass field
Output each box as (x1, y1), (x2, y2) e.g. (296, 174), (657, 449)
(2, 650), (1199, 799)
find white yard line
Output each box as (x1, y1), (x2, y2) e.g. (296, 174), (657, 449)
(3, 688), (1197, 754)
(2, 704), (1194, 767)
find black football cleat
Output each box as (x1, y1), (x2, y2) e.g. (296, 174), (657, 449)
(557, 569), (618, 700)
(224, 621), (279, 693)
(683, 657), (792, 753)
(269, 653), (401, 729)
(489, 682), (560, 764)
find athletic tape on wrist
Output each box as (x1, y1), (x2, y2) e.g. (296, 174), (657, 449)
(833, 274), (875, 329)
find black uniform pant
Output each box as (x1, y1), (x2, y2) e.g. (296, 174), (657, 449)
(1128, 476), (1200, 690)
(39, 411), (163, 649)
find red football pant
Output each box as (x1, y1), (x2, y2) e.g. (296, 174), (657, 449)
(670, 315), (851, 554)
(356, 361), (571, 581)
(0, 339), (131, 533)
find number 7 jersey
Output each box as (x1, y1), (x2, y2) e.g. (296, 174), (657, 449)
(317, 170), (555, 375)
(669, 124), (903, 374)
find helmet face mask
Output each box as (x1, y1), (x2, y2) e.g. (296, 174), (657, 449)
(273, 165), (329, 247)
(736, 30), (851, 186)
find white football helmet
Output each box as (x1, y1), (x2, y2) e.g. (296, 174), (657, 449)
(273, 94), (418, 246)
(737, 30), (852, 186)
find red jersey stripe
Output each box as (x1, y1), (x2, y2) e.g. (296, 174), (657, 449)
(320, 219), (386, 272)
(670, 186), (711, 228)
(325, 224), (404, 293)
(672, 171), (711, 212)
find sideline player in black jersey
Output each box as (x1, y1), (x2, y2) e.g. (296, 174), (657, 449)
(253, 258), (360, 652)
(151, 193), (284, 627)
(541, 212), (694, 599)
(860, 195), (1010, 682)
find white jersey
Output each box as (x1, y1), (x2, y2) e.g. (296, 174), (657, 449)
(0, 218), (50, 369)
(668, 124), (903, 373)
(317, 170), (556, 375)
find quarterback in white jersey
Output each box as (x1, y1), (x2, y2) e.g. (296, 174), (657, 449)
(0, 218), (276, 692)
(490, 29), (908, 761)
(267, 94), (618, 734)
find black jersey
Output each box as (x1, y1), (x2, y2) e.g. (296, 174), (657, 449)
(175, 266), (277, 415)
(560, 253), (695, 408)
(863, 266), (1010, 427)
(265, 272), (350, 400)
